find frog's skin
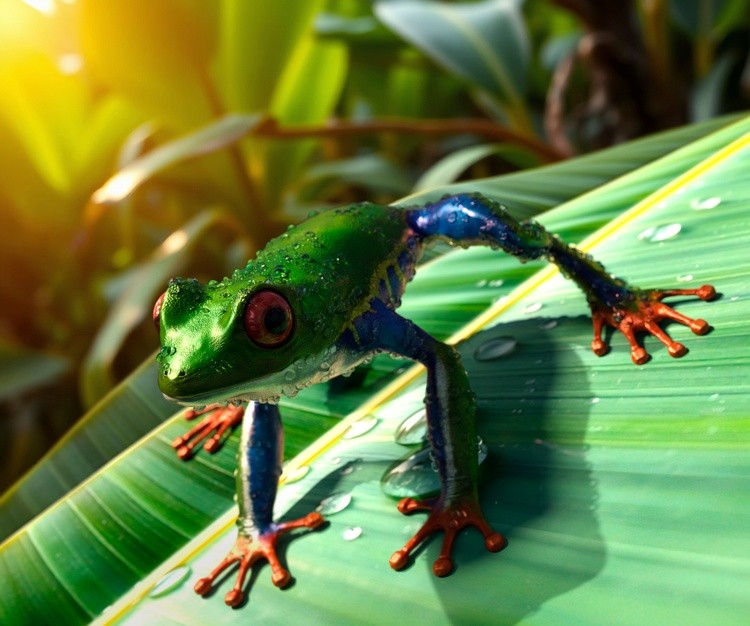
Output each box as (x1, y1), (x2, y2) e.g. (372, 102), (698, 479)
(154, 192), (716, 607)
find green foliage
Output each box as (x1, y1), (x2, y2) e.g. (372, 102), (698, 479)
(1, 114), (748, 625)
(0, 0), (749, 524)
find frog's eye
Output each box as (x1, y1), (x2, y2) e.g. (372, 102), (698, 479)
(152, 292), (166, 330)
(244, 290), (294, 348)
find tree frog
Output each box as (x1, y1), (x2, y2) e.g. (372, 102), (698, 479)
(153, 193), (715, 607)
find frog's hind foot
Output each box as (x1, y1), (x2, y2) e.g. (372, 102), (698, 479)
(172, 404), (244, 459)
(591, 284), (716, 365)
(389, 497), (506, 577)
(194, 512), (324, 607)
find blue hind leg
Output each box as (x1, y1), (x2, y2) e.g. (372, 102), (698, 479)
(406, 193), (716, 363)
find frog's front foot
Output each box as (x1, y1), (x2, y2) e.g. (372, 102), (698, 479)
(389, 496), (506, 576)
(591, 284), (717, 365)
(172, 404), (244, 459)
(194, 512), (324, 607)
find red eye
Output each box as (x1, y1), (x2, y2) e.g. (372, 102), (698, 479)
(244, 290), (294, 347)
(153, 292), (166, 330)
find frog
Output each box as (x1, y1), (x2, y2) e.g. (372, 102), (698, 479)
(153, 192), (716, 607)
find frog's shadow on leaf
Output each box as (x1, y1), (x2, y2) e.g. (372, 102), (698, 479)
(435, 317), (606, 625)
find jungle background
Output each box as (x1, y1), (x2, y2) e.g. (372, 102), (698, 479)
(1, 0), (748, 492)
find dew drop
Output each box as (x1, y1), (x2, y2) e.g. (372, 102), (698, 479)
(638, 223), (682, 242)
(343, 415), (379, 440)
(342, 527), (363, 541)
(474, 336), (518, 361)
(284, 465), (310, 484)
(590, 397), (600, 405)
(316, 492), (352, 515)
(523, 302), (543, 314)
(382, 440), (488, 499)
(676, 273), (694, 283)
(149, 565), (191, 598)
(539, 319), (558, 330)
(690, 197), (721, 211)
(476, 279), (488, 288)
(381, 448), (439, 499)
(489, 279), (504, 288)
(394, 409), (427, 445)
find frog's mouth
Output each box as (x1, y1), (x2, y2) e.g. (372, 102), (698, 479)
(159, 342), (366, 407)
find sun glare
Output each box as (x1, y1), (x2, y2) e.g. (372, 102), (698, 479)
(21, 0), (56, 16)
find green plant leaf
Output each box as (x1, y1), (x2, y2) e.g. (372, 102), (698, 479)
(413, 142), (540, 192)
(219, 0), (324, 113)
(91, 115), (263, 205)
(79, 0), (218, 130)
(1, 115), (748, 625)
(0, 345), (68, 402)
(0, 114), (739, 542)
(375, 0), (530, 128)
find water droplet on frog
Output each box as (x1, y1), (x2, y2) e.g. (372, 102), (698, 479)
(285, 465), (310, 484)
(539, 319), (558, 330)
(638, 223), (682, 242)
(474, 336), (517, 361)
(316, 492), (352, 515)
(524, 302), (543, 314)
(690, 196), (721, 210)
(677, 273), (694, 282)
(342, 526), (362, 541)
(394, 409), (427, 445)
(343, 415), (378, 440)
(149, 565), (191, 598)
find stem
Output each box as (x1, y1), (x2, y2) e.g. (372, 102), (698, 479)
(640, 0), (671, 86)
(254, 117), (564, 163)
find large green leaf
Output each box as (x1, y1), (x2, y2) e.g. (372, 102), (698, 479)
(0, 116), (737, 545)
(375, 0), (531, 129)
(2, 115), (749, 624)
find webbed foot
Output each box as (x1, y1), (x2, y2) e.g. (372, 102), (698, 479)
(591, 284), (716, 364)
(172, 404), (244, 459)
(389, 497), (506, 576)
(194, 512), (324, 607)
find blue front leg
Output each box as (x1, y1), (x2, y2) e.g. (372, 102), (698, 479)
(350, 299), (505, 576)
(194, 403), (323, 607)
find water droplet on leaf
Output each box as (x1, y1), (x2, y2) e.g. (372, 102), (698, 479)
(342, 527), (363, 541)
(316, 492), (352, 515)
(638, 223), (682, 242)
(474, 336), (517, 361)
(394, 409), (427, 445)
(690, 197), (721, 211)
(149, 566), (191, 598)
(285, 465), (310, 484)
(343, 415), (378, 439)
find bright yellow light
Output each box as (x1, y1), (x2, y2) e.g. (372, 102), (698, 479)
(21, 0), (56, 16)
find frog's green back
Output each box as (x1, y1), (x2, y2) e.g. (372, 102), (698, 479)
(242, 202), (412, 339)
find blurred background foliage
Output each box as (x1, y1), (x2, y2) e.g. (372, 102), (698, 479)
(1, 0), (749, 492)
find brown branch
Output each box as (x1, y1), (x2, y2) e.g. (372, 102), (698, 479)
(254, 117), (565, 164)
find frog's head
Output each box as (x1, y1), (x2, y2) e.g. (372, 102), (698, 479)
(153, 272), (338, 405)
